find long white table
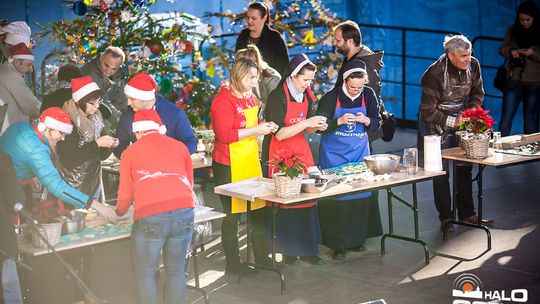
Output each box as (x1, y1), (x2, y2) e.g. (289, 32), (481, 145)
(214, 169), (445, 294)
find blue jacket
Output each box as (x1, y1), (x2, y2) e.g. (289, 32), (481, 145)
(114, 95), (197, 158)
(0, 123), (91, 208)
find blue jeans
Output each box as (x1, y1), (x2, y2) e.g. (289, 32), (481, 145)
(499, 82), (540, 136)
(130, 208), (194, 304)
(2, 259), (23, 304)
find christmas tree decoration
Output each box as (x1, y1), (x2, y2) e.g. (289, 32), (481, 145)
(73, 1), (88, 16)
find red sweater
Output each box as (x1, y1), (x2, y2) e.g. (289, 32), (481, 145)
(116, 132), (194, 221)
(211, 86), (257, 166)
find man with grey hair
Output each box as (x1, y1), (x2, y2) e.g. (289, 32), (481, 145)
(81, 46), (128, 128)
(419, 34), (493, 233)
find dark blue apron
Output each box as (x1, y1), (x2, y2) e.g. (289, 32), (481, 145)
(319, 93), (371, 200)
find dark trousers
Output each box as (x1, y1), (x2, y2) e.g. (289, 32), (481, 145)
(499, 82), (540, 136)
(212, 161), (268, 267)
(433, 132), (475, 221)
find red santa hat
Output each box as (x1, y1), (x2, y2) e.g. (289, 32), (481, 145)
(132, 109), (167, 134)
(8, 43), (34, 61)
(37, 107), (73, 134)
(124, 73), (157, 101)
(71, 75), (101, 102)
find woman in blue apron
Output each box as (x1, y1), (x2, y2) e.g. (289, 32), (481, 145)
(316, 60), (383, 260)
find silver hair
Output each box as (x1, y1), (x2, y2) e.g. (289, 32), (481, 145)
(443, 34), (472, 54)
(101, 46), (126, 62)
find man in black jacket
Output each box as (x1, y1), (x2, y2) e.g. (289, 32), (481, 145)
(0, 152), (25, 303)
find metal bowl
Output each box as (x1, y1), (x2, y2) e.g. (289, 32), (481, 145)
(62, 211), (87, 234)
(301, 178), (329, 193)
(320, 169), (337, 182)
(364, 154), (401, 175)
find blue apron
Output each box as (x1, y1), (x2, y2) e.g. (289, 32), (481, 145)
(319, 93), (371, 200)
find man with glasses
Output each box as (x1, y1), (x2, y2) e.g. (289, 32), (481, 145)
(0, 43), (40, 134)
(114, 73), (197, 158)
(81, 46), (127, 128)
(418, 34), (492, 233)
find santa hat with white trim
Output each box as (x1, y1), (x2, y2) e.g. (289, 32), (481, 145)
(37, 107), (73, 134)
(124, 73), (157, 101)
(8, 43), (34, 61)
(132, 109), (167, 135)
(71, 75), (101, 102)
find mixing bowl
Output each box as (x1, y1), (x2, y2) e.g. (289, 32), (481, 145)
(364, 154), (401, 175)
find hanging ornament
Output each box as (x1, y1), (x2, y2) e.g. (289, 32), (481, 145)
(73, 1), (88, 16)
(302, 28), (316, 45)
(159, 78), (173, 95)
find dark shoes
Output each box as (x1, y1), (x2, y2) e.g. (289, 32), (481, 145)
(255, 257), (284, 269)
(332, 249), (346, 260)
(460, 214), (494, 226)
(282, 255), (300, 265)
(300, 256), (324, 265)
(347, 245), (366, 252)
(225, 262), (257, 276)
(440, 218), (455, 233)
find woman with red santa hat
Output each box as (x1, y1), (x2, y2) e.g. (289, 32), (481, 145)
(0, 107), (118, 221)
(116, 109), (194, 304)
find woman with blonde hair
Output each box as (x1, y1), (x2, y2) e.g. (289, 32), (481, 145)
(235, 44), (281, 120)
(211, 57), (279, 275)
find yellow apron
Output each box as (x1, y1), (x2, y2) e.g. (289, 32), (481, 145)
(229, 105), (266, 213)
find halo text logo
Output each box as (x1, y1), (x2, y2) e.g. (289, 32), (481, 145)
(452, 273), (528, 303)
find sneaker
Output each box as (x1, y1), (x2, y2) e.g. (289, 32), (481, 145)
(460, 215), (494, 226)
(282, 255), (300, 265)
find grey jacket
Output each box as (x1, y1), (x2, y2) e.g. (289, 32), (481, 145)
(0, 62), (40, 133)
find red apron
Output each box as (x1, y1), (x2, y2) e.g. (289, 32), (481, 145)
(267, 82), (316, 209)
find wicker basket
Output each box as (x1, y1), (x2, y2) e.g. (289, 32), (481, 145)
(31, 221), (63, 248)
(273, 174), (302, 198)
(461, 132), (490, 159)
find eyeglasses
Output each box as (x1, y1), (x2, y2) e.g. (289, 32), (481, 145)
(88, 98), (103, 106)
(345, 82), (363, 92)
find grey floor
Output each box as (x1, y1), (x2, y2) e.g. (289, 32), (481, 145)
(31, 128), (540, 304)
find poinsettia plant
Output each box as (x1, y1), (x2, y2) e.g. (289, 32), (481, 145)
(459, 106), (495, 135)
(268, 150), (307, 179)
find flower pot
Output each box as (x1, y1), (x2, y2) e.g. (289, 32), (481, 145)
(460, 132), (490, 159)
(272, 173), (302, 198)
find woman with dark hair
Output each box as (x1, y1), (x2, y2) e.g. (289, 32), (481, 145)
(316, 59), (382, 260)
(235, 1), (289, 76)
(262, 54), (328, 265)
(56, 75), (119, 198)
(498, 0), (540, 136)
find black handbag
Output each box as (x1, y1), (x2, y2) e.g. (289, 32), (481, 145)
(380, 111), (397, 142)
(493, 63), (508, 92)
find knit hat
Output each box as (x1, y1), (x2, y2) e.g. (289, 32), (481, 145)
(342, 59), (367, 80)
(0, 21), (31, 46)
(8, 43), (34, 61)
(288, 53), (313, 77)
(124, 73), (157, 101)
(71, 75), (101, 102)
(132, 109), (167, 134)
(37, 107), (73, 134)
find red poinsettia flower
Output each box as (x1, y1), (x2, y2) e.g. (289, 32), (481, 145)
(268, 149), (306, 178)
(459, 106), (495, 135)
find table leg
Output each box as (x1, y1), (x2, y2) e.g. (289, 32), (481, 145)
(186, 246), (210, 304)
(381, 185), (430, 264)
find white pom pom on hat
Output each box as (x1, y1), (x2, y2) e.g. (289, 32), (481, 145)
(132, 109), (166, 134)
(37, 107), (73, 134)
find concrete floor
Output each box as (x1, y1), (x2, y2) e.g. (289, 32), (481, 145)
(28, 128), (540, 304)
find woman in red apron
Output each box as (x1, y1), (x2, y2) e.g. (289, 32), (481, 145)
(317, 60), (383, 260)
(211, 58), (278, 275)
(262, 54), (328, 265)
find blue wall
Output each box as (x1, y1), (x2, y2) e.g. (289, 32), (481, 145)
(2, 0), (537, 133)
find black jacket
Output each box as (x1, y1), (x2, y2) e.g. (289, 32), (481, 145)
(0, 152), (26, 260)
(236, 24), (289, 76)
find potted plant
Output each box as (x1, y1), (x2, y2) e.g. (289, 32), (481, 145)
(458, 106), (495, 159)
(268, 150), (307, 198)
